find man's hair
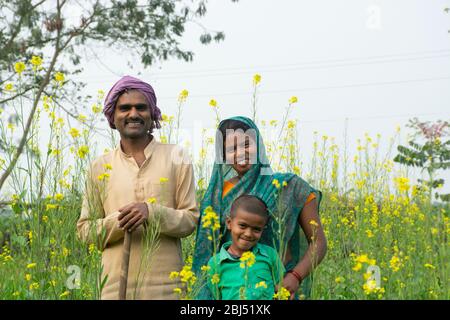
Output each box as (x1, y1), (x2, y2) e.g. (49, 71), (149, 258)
(230, 194), (269, 221)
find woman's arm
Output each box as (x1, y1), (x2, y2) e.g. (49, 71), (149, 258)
(282, 198), (327, 299)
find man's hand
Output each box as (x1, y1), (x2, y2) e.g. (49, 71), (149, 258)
(118, 202), (149, 232)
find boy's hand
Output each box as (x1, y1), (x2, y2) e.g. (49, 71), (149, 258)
(118, 202), (149, 232)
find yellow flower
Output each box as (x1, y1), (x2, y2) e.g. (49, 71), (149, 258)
(7, 123), (15, 131)
(54, 72), (65, 84)
(42, 215), (48, 223)
(49, 280), (56, 287)
(97, 89), (105, 100)
(91, 104), (102, 113)
(25, 274), (32, 281)
(211, 274), (220, 284)
(179, 265), (196, 284)
(97, 173), (110, 181)
(287, 120), (296, 129)
(27, 263), (37, 269)
(178, 89), (189, 102)
(255, 281), (267, 289)
(289, 96), (298, 104)
(253, 74), (261, 85)
(69, 128), (80, 138)
(30, 56), (42, 66)
(202, 206), (220, 231)
(394, 177), (410, 193)
(173, 288), (182, 294)
(77, 145), (89, 159)
(424, 263), (435, 269)
(88, 243), (96, 255)
(273, 287), (290, 300)
(78, 114), (87, 122)
(147, 197), (156, 204)
(59, 291), (70, 298)
(159, 177), (169, 184)
(389, 255), (402, 272)
(14, 61), (26, 75)
(54, 193), (64, 201)
(169, 271), (179, 280)
(4, 82), (14, 91)
(62, 247), (70, 257)
(335, 276), (344, 284)
(46, 204), (58, 211)
(29, 282), (40, 290)
(272, 179), (281, 189)
(239, 251), (256, 268)
(209, 99), (218, 108)
(200, 265), (211, 272)
(352, 262), (362, 271)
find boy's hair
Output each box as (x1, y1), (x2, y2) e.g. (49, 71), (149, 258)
(230, 194), (269, 221)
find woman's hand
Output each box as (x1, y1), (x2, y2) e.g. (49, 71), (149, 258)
(282, 272), (300, 300)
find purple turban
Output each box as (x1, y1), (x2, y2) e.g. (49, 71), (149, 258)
(103, 75), (162, 130)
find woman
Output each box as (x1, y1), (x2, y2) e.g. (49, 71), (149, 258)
(193, 116), (327, 299)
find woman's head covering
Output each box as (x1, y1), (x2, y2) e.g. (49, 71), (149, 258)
(103, 75), (162, 129)
(192, 116), (321, 298)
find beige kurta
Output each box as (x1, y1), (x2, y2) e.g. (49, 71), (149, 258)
(76, 138), (199, 300)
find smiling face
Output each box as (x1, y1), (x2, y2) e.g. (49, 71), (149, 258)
(224, 130), (258, 177)
(113, 90), (153, 139)
(226, 207), (267, 256)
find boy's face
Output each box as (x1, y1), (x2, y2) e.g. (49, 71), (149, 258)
(226, 207), (267, 255)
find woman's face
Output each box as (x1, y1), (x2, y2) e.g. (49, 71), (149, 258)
(224, 130), (258, 177)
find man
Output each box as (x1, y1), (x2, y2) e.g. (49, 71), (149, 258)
(77, 75), (199, 299)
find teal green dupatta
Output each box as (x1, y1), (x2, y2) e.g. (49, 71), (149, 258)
(192, 116), (321, 299)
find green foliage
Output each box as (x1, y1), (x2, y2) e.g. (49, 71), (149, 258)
(394, 118), (450, 202)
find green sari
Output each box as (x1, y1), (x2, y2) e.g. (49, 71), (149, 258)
(192, 116), (321, 299)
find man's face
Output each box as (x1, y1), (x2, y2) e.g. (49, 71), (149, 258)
(226, 208), (267, 255)
(114, 90), (152, 139)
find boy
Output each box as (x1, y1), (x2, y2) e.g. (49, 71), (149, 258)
(207, 194), (285, 300)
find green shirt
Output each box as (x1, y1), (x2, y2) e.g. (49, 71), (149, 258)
(207, 241), (285, 300)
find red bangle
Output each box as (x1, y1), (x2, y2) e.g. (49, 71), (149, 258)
(287, 270), (303, 283)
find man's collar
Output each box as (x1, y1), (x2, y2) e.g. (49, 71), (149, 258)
(117, 136), (157, 160)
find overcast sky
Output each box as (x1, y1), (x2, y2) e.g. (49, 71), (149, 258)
(70, 0), (450, 191)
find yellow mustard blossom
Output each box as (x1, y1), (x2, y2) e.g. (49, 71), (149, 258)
(25, 274), (32, 281)
(26, 263), (37, 269)
(239, 251), (256, 268)
(97, 173), (110, 181)
(272, 179), (281, 189)
(159, 177), (169, 184)
(30, 56), (43, 71)
(42, 215), (48, 223)
(424, 263), (435, 270)
(54, 72), (65, 84)
(147, 197), (156, 204)
(173, 288), (182, 294)
(78, 114), (87, 122)
(273, 287), (290, 300)
(289, 96), (298, 104)
(14, 61), (26, 75)
(103, 163), (112, 171)
(59, 291), (70, 298)
(287, 120), (296, 129)
(209, 99), (218, 108)
(54, 193), (64, 201)
(29, 282), (40, 290)
(202, 206), (220, 231)
(201, 265), (211, 272)
(77, 145), (89, 159)
(211, 274), (220, 285)
(335, 276), (344, 284)
(253, 74), (261, 85)
(394, 177), (410, 193)
(169, 271), (179, 280)
(92, 104), (102, 113)
(309, 220), (319, 227)
(179, 265), (196, 284)
(4, 83), (14, 91)
(389, 255), (402, 272)
(178, 89), (189, 102)
(69, 128), (80, 138)
(97, 89), (105, 100)
(363, 279), (385, 296)
(46, 204), (58, 211)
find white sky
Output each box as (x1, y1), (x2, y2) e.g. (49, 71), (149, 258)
(69, 0), (450, 192)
